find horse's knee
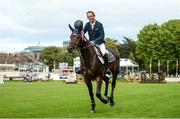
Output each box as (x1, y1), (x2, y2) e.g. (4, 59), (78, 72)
(96, 93), (101, 99)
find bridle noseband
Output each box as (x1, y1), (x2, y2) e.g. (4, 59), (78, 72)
(70, 30), (90, 51)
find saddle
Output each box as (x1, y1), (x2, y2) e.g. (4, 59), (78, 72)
(94, 46), (115, 64)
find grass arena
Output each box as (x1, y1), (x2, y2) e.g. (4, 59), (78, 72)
(0, 80), (180, 118)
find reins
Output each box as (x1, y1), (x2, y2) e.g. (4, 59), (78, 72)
(69, 30), (95, 52)
(78, 31), (92, 50)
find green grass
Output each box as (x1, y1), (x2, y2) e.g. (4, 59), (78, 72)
(0, 80), (180, 118)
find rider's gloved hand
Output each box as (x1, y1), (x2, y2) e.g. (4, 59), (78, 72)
(90, 41), (94, 46)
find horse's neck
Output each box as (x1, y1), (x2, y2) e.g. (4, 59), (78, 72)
(80, 46), (95, 65)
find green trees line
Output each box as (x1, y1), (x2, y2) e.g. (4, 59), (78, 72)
(136, 19), (180, 74)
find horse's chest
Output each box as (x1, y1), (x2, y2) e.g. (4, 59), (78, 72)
(83, 69), (93, 76)
(83, 69), (98, 79)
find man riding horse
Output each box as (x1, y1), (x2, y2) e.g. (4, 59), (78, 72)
(68, 11), (119, 113)
(75, 11), (109, 75)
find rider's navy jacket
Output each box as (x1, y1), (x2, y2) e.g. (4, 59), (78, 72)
(83, 20), (105, 45)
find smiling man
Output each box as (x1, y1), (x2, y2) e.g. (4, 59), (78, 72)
(83, 11), (109, 74)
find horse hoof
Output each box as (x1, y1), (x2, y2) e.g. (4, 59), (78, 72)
(103, 98), (109, 104)
(110, 100), (115, 106)
(91, 110), (95, 113)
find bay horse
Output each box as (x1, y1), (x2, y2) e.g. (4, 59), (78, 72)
(68, 21), (119, 113)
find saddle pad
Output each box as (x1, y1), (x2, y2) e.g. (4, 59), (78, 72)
(94, 47), (115, 64)
(106, 50), (115, 63)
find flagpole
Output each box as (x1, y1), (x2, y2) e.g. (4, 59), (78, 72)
(176, 59), (178, 77)
(167, 60), (169, 77)
(158, 60), (160, 73)
(150, 58), (152, 75)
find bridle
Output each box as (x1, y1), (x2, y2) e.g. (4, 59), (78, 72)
(70, 30), (91, 51)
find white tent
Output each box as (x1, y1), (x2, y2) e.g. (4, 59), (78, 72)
(120, 58), (139, 67)
(0, 76), (4, 84)
(119, 58), (139, 75)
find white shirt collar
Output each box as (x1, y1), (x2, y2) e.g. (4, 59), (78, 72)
(90, 20), (96, 25)
(90, 20), (96, 29)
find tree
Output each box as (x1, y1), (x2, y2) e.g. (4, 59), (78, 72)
(122, 37), (136, 59)
(136, 23), (169, 71)
(60, 47), (79, 66)
(136, 19), (180, 74)
(40, 46), (62, 71)
(162, 19), (180, 74)
(40, 46), (79, 71)
(105, 38), (119, 52)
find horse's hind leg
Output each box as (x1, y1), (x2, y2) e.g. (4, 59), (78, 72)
(109, 73), (117, 106)
(103, 76), (109, 97)
(84, 79), (95, 113)
(96, 77), (109, 104)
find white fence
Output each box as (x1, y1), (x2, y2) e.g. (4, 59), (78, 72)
(165, 77), (180, 82)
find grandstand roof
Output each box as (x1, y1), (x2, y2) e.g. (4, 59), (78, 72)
(24, 46), (44, 53)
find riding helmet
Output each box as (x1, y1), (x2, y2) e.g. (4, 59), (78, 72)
(74, 20), (83, 31)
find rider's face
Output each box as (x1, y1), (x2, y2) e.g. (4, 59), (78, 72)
(87, 13), (95, 23)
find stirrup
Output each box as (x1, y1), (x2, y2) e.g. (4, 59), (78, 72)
(76, 69), (83, 74)
(105, 68), (111, 78)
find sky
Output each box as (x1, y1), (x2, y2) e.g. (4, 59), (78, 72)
(0, 0), (179, 52)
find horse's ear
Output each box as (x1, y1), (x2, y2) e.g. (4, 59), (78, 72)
(68, 24), (74, 32)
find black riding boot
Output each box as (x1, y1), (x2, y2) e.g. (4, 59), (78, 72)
(103, 53), (108, 67)
(103, 54), (110, 78)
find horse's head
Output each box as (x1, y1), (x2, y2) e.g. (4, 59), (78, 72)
(68, 20), (84, 53)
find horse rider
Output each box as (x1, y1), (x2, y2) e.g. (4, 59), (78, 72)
(75, 11), (109, 75)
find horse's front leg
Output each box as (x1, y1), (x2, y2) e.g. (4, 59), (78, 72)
(96, 77), (109, 104)
(84, 79), (95, 113)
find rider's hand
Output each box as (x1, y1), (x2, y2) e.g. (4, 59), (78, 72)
(90, 41), (94, 46)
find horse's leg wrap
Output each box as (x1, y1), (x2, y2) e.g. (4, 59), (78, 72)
(96, 93), (101, 99)
(109, 74), (117, 106)
(109, 96), (115, 107)
(96, 77), (109, 104)
(85, 79), (96, 112)
(91, 102), (96, 113)
(104, 84), (108, 97)
(103, 76), (109, 97)
(96, 93), (108, 104)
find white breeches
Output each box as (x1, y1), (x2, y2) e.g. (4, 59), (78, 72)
(96, 43), (106, 56)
